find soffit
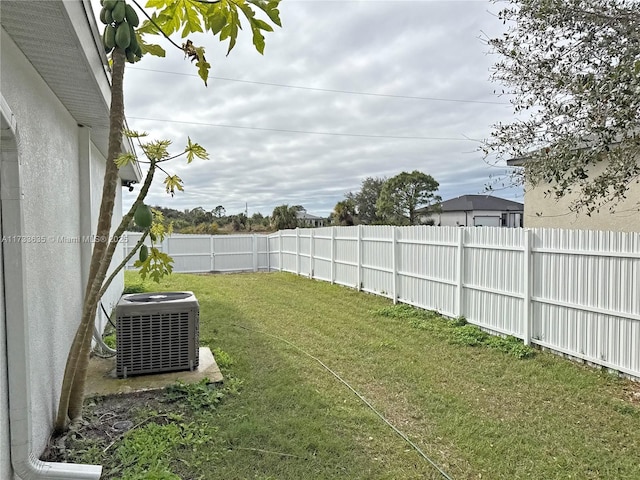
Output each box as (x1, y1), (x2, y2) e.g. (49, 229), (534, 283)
(1, 0), (141, 181)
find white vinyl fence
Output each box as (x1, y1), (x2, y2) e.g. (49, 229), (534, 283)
(123, 232), (270, 273)
(123, 227), (640, 379)
(268, 226), (640, 379)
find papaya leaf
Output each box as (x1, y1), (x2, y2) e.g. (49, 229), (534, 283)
(195, 47), (211, 85)
(181, 1), (204, 37)
(251, 23), (265, 54)
(253, 18), (274, 32)
(123, 128), (149, 138)
(145, 0), (170, 9)
(248, 0), (281, 27)
(149, 210), (172, 242)
(115, 152), (136, 167)
(207, 10), (227, 34)
(142, 140), (172, 161)
(139, 34), (166, 57)
(136, 247), (173, 283)
(185, 137), (209, 163)
(164, 175), (184, 196)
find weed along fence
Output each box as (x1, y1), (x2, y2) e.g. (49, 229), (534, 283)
(123, 227), (640, 379)
(268, 226), (640, 379)
(123, 232), (270, 273)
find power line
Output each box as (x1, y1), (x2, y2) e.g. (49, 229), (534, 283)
(127, 116), (482, 141)
(129, 66), (510, 106)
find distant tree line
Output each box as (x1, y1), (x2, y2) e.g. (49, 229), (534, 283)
(125, 170), (441, 234)
(125, 204), (324, 234)
(330, 170), (441, 226)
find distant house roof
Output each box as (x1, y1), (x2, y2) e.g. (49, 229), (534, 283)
(422, 195), (523, 213)
(295, 210), (324, 221)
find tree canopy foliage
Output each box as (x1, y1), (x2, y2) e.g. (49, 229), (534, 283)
(331, 199), (356, 226)
(270, 204), (299, 230)
(484, 0), (640, 213)
(346, 177), (386, 225)
(376, 171), (441, 225)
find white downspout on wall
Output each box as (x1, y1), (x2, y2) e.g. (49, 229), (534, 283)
(1, 98), (102, 479)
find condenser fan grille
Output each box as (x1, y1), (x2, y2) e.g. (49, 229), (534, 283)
(115, 291), (199, 377)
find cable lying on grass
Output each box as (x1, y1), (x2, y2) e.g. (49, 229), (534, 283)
(233, 323), (453, 480)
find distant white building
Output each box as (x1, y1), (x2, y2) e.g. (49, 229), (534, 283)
(1, 1), (141, 477)
(419, 195), (524, 227)
(296, 208), (326, 227)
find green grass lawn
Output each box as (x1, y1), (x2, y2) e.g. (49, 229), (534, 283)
(91, 271), (640, 479)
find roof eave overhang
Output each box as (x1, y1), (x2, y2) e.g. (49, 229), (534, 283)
(1, 0), (142, 183)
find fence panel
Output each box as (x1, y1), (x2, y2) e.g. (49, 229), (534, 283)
(334, 226), (359, 288)
(124, 232), (268, 273)
(463, 228), (526, 337)
(396, 226), (459, 316)
(279, 230), (299, 274)
(360, 225), (394, 299)
(310, 227), (334, 282)
(530, 229), (640, 377)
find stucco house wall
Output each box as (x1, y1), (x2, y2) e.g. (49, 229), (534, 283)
(517, 165), (640, 232)
(508, 150), (640, 231)
(437, 209), (511, 227)
(2, 28), (87, 457)
(1, 1), (141, 476)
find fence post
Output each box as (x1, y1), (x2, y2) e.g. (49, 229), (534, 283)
(252, 234), (258, 272)
(357, 225), (363, 291)
(523, 229), (532, 346)
(296, 228), (300, 276)
(456, 228), (465, 317)
(266, 234), (271, 272)
(279, 230), (283, 272)
(331, 227), (336, 284)
(310, 229), (315, 279)
(210, 235), (215, 272)
(392, 226), (398, 304)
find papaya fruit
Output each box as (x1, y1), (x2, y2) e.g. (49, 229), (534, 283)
(133, 39), (143, 58)
(124, 4), (139, 27)
(128, 23), (138, 49)
(103, 24), (116, 50)
(134, 204), (153, 229)
(115, 21), (131, 49)
(103, 0), (117, 11)
(125, 47), (136, 63)
(111, 1), (126, 22)
(99, 6), (109, 24)
(139, 244), (149, 263)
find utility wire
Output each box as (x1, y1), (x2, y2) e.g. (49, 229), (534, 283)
(128, 116), (481, 142)
(233, 323), (454, 480)
(129, 67), (509, 106)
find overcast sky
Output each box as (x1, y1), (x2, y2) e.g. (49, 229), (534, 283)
(93, 0), (521, 218)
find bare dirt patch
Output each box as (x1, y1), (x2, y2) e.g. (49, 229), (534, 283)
(41, 390), (170, 464)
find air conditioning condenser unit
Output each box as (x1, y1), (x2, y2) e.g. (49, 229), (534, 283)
(115, 291), (199, 378)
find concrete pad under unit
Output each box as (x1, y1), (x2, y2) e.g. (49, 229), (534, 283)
(85, 347), (223, 397)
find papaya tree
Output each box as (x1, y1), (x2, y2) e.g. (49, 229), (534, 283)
(54, 0), (281, 433)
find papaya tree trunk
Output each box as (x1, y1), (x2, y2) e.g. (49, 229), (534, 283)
(54, 48), (127, 433)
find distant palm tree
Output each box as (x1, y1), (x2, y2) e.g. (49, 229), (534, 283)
(332, 199), (356, 226)
(271, 204), (298, 230)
